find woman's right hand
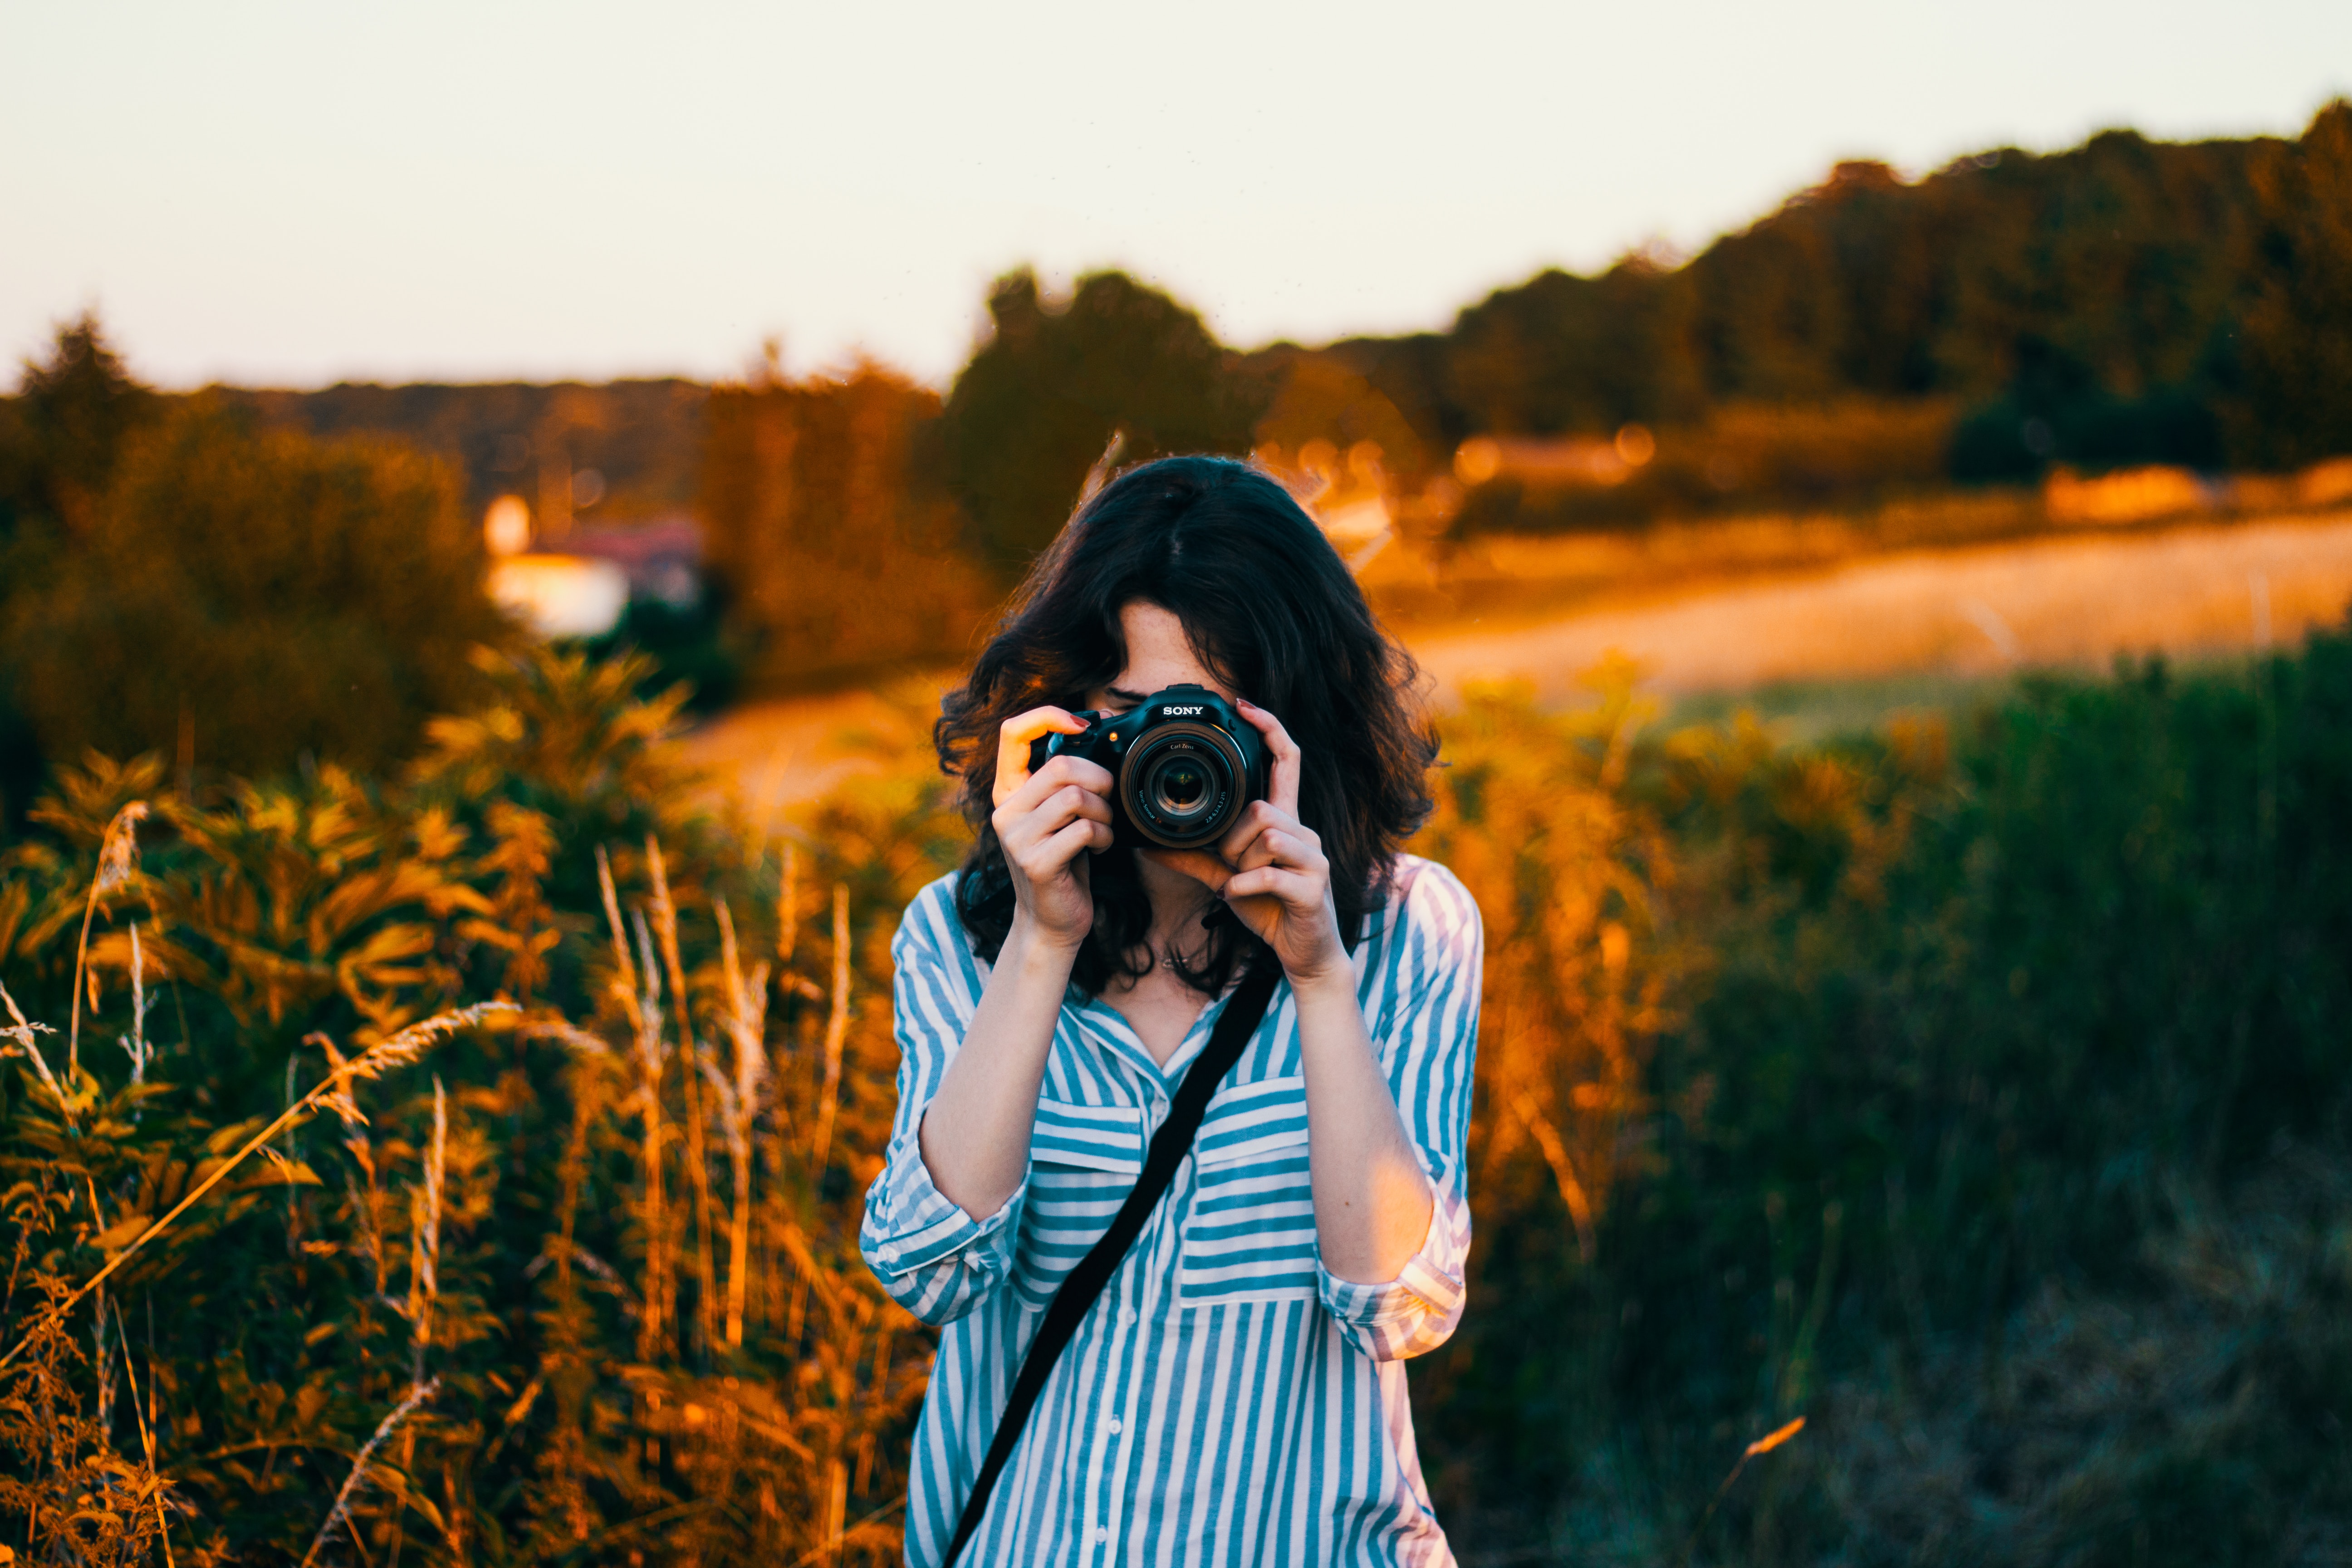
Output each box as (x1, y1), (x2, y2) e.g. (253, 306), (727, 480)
(991, 706), (1116, 950)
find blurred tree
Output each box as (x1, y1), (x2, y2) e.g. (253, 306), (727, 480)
(0, 312), (158, 539)
(2232, 99), (2352, 468)
(1252, 353), (1427, 478)
(938, 269), (1265, 572)
(1443, 254), (1702, 436)
(702, 362), (993, 686)
(1319, 121), (2305, 498)
(0, 315), (162, 827)
(3, 399), (509, 776)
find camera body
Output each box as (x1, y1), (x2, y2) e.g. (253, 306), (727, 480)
(1027, 682), (1271, 851)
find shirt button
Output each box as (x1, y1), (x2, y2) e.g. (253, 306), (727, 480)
(877, 1245), (898, 1263)
(1093, 1527), (1110, 1544)
(1120, 1307), (1137, 1324)
(1107, 1417), (1122, 1434)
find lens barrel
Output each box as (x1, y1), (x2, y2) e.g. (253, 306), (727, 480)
(1119, 721), (1250, 848)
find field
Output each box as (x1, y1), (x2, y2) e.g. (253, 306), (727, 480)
(4, 581), (2347, 1562)
(682, 505), (2352, 805)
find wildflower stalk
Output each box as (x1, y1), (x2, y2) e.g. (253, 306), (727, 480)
(714, 898), (768, 1350)
(69, 801), (147, 1079)
(809, 882), (852, 1178)
(598, 846), (667, 1360)
(299, 1376), (441, 1568)
(647, 835), (720, 1359)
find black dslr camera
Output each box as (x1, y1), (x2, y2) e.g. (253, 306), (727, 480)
(1027, 683), (1271, 851)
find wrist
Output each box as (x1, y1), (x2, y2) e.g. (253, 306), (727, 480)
(1005, 911), (1086, 968)
(1284, 956), (1358, 1006)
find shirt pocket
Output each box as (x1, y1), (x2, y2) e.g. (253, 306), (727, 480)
(1180, 1075), (1318, 1306)
(1016, 1097), (1144, 1309)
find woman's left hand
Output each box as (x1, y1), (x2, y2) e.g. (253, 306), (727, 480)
(1144, 699), (1348, 987)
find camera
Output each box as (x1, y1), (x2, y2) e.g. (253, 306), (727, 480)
(1027, 683), (1271, 851)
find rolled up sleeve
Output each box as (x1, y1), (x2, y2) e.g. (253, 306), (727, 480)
(860, 884), (1023, 1326)
(1317, 862), (1484, 1362)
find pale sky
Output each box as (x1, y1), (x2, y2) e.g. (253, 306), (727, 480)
(5, 0), (2344, 391)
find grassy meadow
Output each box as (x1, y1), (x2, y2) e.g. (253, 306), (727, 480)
(0, 621), (2346, 1565)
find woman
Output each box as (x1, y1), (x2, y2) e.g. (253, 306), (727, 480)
(862, 456), (1482, 1566)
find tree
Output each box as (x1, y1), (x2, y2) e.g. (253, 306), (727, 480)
(701, 363), (992, 686)
(938, 270), (1264, 572)
(4, 400), (510, 776)
(2232, 100), (2352, 468)
(0, 312), (158, 540)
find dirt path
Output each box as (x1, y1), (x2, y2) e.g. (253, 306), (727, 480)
(682, 510), (2352, 804)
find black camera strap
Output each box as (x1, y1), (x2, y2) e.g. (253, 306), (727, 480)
(941, 962), (1283, 1566)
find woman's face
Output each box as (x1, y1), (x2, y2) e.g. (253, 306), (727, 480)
(1087, 601), (1233, 714)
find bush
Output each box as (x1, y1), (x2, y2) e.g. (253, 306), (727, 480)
(1420, 630), (2352, 1563)
(4, 401), (510, 777)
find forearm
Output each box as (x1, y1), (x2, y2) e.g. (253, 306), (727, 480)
(916, 919), (1076, 1219)
(1292, 967), (1436, 1284)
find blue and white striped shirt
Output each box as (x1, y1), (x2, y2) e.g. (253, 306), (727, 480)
(862, 856), (1483, 1566)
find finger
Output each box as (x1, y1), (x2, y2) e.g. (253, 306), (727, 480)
(1138, 847), (1232, 892)
(1238, 827), (1322, 877)
(1215, 799), (1314, 872)
(1220, 865), (1323, 907)
(1031, 816), (1108, 876)
(995, 705), (1091, 807)
(999, 752), (1116, 818)
(1234, 698), (1303, 818)
(997, 782), (1113, 854)
(1049, 818), (1110, 865)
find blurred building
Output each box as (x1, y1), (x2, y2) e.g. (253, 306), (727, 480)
(483, 497), (703, 638)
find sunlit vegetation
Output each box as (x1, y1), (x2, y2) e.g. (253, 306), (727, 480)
(2, 622), (2345, 1563)
(0, 647), (961, 1563)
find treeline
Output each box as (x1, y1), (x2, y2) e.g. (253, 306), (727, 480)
(217, 99), (2352, 522)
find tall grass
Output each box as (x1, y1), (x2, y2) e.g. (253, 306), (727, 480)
(0, 648), (944, 1563)
(4, 625), (2348, 1564)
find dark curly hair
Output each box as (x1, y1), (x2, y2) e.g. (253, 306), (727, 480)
(936, 455), (1438, 997)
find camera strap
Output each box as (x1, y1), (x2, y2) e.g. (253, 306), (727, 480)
(941, 961), (1283, 1566)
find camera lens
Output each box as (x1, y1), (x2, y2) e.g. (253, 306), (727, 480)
(1123, 728), (1244, 848)
(1151, 756), (1210, 815)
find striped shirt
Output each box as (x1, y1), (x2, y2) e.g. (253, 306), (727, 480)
(862, 855), (1483, 1567)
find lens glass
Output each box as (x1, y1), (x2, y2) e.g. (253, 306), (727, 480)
(1152, 757), (1210, 816)
(1124, 723), (1249, 847)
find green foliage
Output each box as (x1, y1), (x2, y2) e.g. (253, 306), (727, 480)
(1421, 630), (2352, 1563)
(3, 398), (510, 779)
(938, 269), (1266, 571)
